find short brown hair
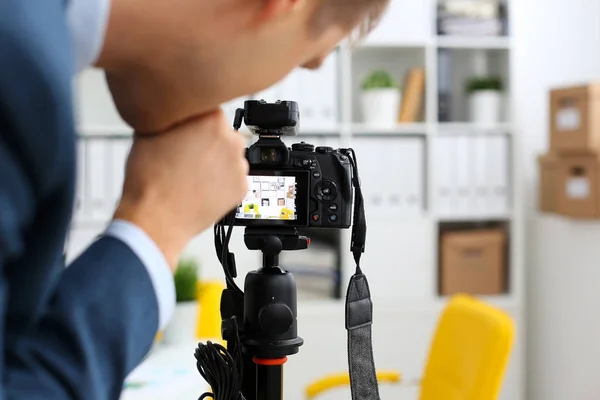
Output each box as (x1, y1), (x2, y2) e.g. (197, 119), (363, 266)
(310, 0), (391, 40)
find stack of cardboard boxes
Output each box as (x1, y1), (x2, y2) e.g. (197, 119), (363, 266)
(539, 83), (600, 218)
(439, 227), (507, 296)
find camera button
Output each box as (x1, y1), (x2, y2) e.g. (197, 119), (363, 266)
(312, 214), (320, 222)
(316, 180), (337, 201)
(328, 214), (338, 222)
(313, 171), (321, 179)
(329, 203), (338, 211)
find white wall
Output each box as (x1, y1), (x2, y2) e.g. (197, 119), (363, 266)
(512, 0), (600, 210)
(511, 1), (600, 399)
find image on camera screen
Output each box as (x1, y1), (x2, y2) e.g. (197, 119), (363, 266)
(236, 175), (297, 220)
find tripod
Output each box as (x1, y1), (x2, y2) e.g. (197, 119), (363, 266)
(220, 227), (306, 400)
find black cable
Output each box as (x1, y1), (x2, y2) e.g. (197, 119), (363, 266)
(214, 214), (243, 295)
(197, 112), (247, 398)
(213, 115), (246, 296)
(195, 318), (245, 400)
(194, 341), (245, 400)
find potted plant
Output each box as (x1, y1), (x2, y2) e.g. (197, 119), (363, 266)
(360, 70), (401, 127)
(465, 76), (504, 124)
(161, 257), (200, 345)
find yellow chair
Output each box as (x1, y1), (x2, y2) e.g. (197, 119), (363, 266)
(196, 280), (226, 343)
(306, 371), (401, 399)
(305, 294), (515, 400)
(153, 280), (225, 346)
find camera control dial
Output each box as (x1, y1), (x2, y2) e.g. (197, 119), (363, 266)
(291, 142), (314, 152)
(315, 146), (334, 155)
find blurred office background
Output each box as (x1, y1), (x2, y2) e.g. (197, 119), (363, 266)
(70, 0), (600, 399)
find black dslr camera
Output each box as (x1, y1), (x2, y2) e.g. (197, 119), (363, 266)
(233, 100), (353, 228)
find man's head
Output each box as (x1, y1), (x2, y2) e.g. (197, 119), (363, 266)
(100, 0), (390, 132)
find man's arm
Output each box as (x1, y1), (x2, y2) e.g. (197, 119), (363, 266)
(0, 108), (248, 398)
(65, 0), (177, 321)
(0, 140), (171, 399)
(103, 220), (175, 331)
(0, 1), (246, 398)
(4, 235), (166, 399)
(0, 1), (176, 396)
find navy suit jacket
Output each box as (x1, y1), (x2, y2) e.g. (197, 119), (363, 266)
(0, 1), (159, 398)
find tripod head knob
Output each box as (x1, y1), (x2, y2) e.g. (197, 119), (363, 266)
(259, 303), (294, 336)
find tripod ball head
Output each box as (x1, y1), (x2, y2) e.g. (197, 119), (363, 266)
(243, 265), (304, 359)
(259, 235), (283, 256)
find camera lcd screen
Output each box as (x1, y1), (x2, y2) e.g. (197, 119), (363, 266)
(234, 170), (309, 226)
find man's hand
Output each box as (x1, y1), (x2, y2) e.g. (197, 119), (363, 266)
(114, 109), (249, 270)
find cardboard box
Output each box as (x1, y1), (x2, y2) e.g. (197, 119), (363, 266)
(550, 83), (600, 154)
(440, 229), (506, 296)
(538, 153), (559, 212)
(556, 154), (600, 218)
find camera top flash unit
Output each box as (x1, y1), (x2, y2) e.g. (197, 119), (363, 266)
(243, 100), (300, 137)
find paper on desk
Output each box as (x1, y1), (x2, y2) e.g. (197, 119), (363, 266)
(122, 363), (202, 398)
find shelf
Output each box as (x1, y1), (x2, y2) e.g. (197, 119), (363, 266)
(436, 35), (510, 49)
(366, 212), (432, 223)
(436, 122), (512, 135)
(296, 127), (342, 136)
(77, 125), (256, 139)
(359, 40), (432, 50)
(350, 123), (428, 136)
(437, 212), (513, 222)
(434, 294), (519, 310)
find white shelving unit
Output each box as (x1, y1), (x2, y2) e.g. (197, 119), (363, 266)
(71, 1), (523, 399)
(229, 1), (520, 304)
(241, 2), (523, 398)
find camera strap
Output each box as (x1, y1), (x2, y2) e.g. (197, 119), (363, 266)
(343, 149), (380, 400)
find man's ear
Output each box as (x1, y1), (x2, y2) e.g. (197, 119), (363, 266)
(257, 0), (298, 21)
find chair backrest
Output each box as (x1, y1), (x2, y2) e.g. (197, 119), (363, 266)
(305, 370), (401, 400)
(419, 294), (515, 400)
(195, 280), (226, 341)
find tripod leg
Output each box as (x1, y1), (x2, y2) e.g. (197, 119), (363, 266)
(241, 353), (257, 400)
(256, 364), (284, 400)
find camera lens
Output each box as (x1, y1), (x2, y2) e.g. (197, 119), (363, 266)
(260, 148), (282, 163)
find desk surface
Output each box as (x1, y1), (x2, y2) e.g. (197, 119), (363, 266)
(121, 341), (210, 400)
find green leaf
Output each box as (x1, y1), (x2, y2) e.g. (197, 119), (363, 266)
(361, 70), (398, 90)
(174, 257), (199, 302)
(465, 76), (504, 93)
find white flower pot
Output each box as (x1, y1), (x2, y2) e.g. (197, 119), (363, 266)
(361, 88), (401, 127)
(468, 90), (502, 124)
(161, 301), (198, 345)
